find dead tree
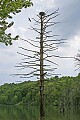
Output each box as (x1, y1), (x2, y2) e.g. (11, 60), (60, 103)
(12, 9), (66, 116)
(75, 50), (80, 70)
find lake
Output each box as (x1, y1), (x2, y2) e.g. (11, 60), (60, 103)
(0, 105), (80, 120)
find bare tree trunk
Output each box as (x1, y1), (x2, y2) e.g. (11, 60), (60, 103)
(39, 12), (45, 116)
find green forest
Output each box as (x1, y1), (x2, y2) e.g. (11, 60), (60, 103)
(0, 74), (80, 108)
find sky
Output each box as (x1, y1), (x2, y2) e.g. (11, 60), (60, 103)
(0, 0), (80, 85)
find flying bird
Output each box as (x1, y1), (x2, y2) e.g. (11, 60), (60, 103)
(28, 18), (31, 22)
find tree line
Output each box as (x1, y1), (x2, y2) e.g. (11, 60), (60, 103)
(0, 74), (80, 107)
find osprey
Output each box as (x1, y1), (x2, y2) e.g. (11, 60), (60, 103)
(28, 18), (31, 22)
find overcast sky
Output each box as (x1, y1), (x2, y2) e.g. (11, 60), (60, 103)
(0, 0), (80, 85)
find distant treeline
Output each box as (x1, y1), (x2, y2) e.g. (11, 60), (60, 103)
(0, 74), (80, 106)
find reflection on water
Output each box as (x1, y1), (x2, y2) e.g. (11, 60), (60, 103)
(0, 105), (80, 120)
(40, 116), (45, 120)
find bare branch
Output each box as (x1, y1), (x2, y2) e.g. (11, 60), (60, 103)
(44, 14), (60, 24)
(44, 22), (60, 29)
(20, 75), (34, 78)
(29, 26), (40, 34)
(44, 47), (58, 52)
(19, 47), (40, 54)
(43, 39), (67, 42)
(32, 18), (40, 23)
(47, 54), (74, 58)
(12, 70), (38, 76)
(20, 38), (40, 48)
(44, 34), (59, 38)
(46, 73), (61, 76)
(44, 8), (59, 18)
(44, 68), (57, 71)
(44, 59), (58, 66)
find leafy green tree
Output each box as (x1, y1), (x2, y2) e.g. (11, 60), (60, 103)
(0, 94), (8, 104)
(0, 75), (80, 106)
(0, 0), (33, 45)
(11, 95), (18, 104)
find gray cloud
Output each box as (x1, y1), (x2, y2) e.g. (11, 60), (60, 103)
(54, 0), (80, 38)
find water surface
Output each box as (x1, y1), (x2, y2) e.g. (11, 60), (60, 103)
(0, 105), (80, 120)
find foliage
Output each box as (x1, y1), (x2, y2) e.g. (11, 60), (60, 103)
(0, 0), (33, 45)
(0, 74), (80, 107)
